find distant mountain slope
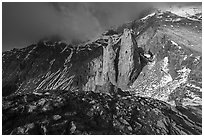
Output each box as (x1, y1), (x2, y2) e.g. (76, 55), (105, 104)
(2, 9), (202, 135)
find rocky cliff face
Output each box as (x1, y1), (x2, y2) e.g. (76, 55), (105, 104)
(84, 29), (142, 91)
(2, 10), (202, 135)
(117, 29), (141, 89)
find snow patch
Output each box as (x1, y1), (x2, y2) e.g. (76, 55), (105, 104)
(195, 56), (200, 60)
(160, 57), (172, 86)
(61, 46), (68, 53)
(160, 73), (173, 87)
(140, 12), (156, 21)
(157, 15), (162, 19)
(163, 5), (201, 19)
(183, 55), (188, 60)
(187, 17), (201, 22)
(161, 57), (169, 72)
(187, 83), (202, 91)
(170, 40), (178, 46)
(144, 53), (151, 58)
(177, 67), (191, 73)
(172, 18), (182, 22)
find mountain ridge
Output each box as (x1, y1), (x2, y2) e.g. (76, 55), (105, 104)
(2, 10), (202, 135)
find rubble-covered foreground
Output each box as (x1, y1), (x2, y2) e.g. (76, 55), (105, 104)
(3, 85), (202, 135)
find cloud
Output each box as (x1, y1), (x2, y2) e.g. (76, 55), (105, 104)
(2, 2), (201, 50)
(3, 3), (64, 50)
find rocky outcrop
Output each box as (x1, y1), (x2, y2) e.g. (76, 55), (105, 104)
(102, 37), (118, 86)
(117, 29), (141, 89)
(83, 29), (143, 91)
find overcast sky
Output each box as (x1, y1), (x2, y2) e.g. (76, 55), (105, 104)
(2, 2), (201, 51)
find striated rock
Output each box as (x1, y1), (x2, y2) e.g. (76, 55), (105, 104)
(102, 37), (118, 86)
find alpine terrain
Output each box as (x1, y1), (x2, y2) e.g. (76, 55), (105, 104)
(2, 7), (202, 135)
